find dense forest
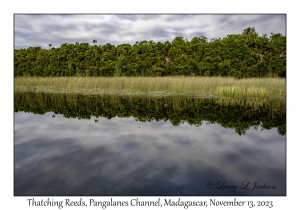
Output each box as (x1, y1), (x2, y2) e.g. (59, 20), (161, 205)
(14, 92), (286, 136)
(14, 27), (286, 78)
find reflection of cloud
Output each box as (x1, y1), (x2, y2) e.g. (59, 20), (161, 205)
(14, 14), (286, 49)
(14, 112), (285, 195)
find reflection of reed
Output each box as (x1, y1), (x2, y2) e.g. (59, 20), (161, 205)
(14, 92), (286, 136)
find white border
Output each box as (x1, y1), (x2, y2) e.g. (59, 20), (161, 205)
(2, 1), (297, 209)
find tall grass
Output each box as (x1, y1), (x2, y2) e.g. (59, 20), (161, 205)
(14, 76), (286, 100)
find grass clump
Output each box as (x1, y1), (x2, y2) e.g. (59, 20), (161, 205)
(214, 86), (268, 98)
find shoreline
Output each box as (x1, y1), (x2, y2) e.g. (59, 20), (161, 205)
(14, 76), (286, 100)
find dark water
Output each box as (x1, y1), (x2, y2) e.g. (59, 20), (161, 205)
(14, 93), (286, 196)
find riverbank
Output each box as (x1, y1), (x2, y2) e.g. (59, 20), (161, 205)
(14, 76), (286, 100)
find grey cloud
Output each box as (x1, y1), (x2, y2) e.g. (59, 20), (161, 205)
(221, 14), (286, 36)
(116, 15), (139, 21)
(137, 15), (162, 20)
(164, 14), (196, 22)
(147, 27), (171, 39)
(14, 14), (286, 49)
(189, 31), (209, 39)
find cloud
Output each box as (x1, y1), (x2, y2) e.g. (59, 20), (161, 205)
(14, 14), (286, 49)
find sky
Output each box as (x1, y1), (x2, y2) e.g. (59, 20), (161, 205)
(14, 14), (286, 49)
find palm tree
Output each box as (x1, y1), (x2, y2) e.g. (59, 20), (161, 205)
(93, 40), (97, 45)
(48, 44), (52, 50)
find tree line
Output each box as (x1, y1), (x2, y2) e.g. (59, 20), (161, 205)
(14, 27), (286, 78)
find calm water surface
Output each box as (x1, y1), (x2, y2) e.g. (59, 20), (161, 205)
(14, 111), (285, 196)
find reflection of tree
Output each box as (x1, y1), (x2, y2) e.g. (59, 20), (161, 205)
(14, 92), (286, 136)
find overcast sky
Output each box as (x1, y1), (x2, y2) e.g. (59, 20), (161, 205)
(14, 14), (286, 49)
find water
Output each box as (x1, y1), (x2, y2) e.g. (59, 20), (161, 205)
(14, 93), (286, 196)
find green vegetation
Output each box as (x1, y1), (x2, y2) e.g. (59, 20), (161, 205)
(14, 27), (286, 78)
(14, 76), (286, 100)
(14, 26), (286, 133)
(14, 92), (286, 136)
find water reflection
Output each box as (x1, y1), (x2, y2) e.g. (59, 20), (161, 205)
(14, 92), (286, 136)
(14, 92), (286, 195)
(15, 109), (285, 195)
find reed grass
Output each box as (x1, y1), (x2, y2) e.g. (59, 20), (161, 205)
(14, 76), (286, 100)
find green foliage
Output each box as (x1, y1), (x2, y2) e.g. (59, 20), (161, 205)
(14, 27), (286, 78)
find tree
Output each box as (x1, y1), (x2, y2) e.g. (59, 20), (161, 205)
(14, 27), (285, 78)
